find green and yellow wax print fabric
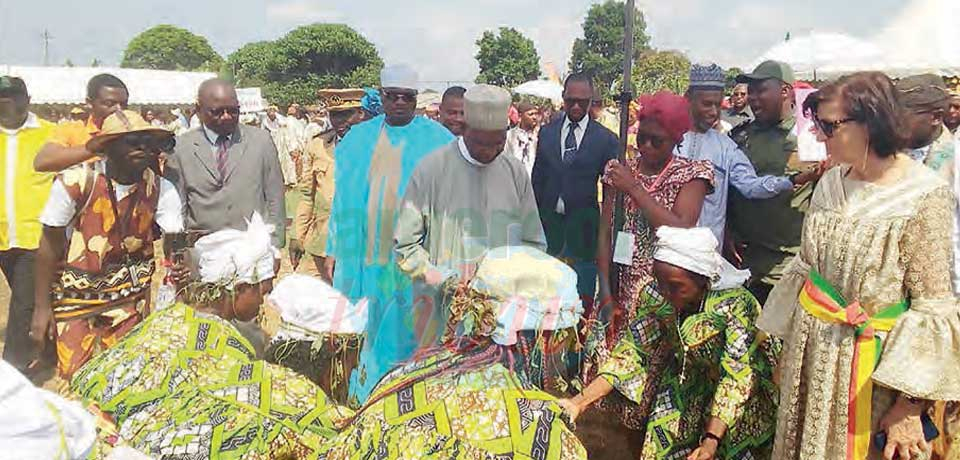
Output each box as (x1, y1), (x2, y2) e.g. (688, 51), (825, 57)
(116, 361), (350, 459)
(70, 303), (256, 419)
(70, 303), (352, 459)
(598, 286), (778, 460)
(317, 348), (588, 460)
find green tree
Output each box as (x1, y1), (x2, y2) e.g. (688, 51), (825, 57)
(475, 27), (541, 87)
(569, 0), (651, 94)
(725, 67), (745, 90)
(228, 41), (278, 88)
(122, 25), (223, 71)
(64, 59), (75, 67)
(631, 50), (691, 95)
(228, 24), (382, 106)
(90, 58), (102, 67)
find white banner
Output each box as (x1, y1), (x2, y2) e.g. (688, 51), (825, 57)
(794, 88), (827, 162)
(237, 87), (266, 113)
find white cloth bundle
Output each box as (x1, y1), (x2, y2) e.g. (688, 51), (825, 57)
(469, 246), (584, 346)
(194, 212), (277, 288)
(267, 274), (369, 340)
(0, 362), (97, 460)
(653, 226), (750, 290)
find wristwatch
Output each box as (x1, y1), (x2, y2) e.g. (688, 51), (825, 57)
(788, 171), (801, 185)
(699, 432), (722, 445)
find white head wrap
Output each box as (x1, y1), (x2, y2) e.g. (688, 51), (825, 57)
(653, 226), (750, 290)
(464, 84), (511, 131)
(0, 361), (97, 460)
(193, 212), (276, 288)
(469, 246), (584, 346)
(267, 274), (368, 340)
(380, 64), (419, 90)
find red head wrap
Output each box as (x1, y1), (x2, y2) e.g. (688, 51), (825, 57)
(635, 91), (692, 144)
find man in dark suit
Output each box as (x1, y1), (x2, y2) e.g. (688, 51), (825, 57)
(164, 79), (287, 250)
(531, 73), (618, 310)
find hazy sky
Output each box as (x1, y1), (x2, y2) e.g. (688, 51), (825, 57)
(0, 0), (912, 87)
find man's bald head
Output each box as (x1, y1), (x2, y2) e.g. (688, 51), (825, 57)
(196, 78), (240, 136)
(198, 78), (236, 100)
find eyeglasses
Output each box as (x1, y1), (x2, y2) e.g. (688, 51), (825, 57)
(563, 97), (591, 108)
(636, 133), (668, 149)
(120, 133), (176, 152)
(813, 116), (856, 137)
(205, 106), (240, 117)
(384, 92), (417, 103)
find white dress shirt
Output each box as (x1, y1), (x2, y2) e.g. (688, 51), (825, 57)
(505, 126), (538, 176)
(201, 124), (233, 154)
(556, 116), (589, 214)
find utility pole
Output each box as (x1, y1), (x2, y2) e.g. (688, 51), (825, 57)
(41, 29), (52, 66)
(608, 0), (635, 331)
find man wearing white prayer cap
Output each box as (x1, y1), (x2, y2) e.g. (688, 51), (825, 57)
(327, 63), (453, 403)
(394, 84), (547, 351)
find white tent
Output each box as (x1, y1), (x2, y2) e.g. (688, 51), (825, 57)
(860, 0), (960, 77)
(0, 65), (217, 105)
(791, 0), (959, 79)
(750, 0), (960, 80)
(416, 90), (442, 110)
(513, 79), (563, 103)
(748, 32), (882, 80)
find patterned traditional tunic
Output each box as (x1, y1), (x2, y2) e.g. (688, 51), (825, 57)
(52, 164), (160, 378)
(600, 156), (714, 338)
(598, 286), (778, 459)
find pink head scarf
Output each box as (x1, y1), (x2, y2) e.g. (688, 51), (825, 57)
(635, 91), (692, 144)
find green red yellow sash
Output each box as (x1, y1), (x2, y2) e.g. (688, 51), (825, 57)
(798, 269), (908, 460)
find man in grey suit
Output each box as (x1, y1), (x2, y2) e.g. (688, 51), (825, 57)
(165, 79), (286, 249)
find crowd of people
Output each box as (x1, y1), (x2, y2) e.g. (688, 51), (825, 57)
(0, 56), (958, 460)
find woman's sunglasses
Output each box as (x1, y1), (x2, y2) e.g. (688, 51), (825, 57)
(813, 116), (856, 138)
(636, 133), (668, 149)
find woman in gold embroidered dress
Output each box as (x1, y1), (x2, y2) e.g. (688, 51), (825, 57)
(759, 72), (960, 460)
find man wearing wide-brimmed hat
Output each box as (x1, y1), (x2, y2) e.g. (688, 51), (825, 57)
(31, 109), (184, 379)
